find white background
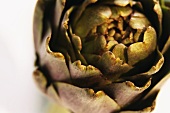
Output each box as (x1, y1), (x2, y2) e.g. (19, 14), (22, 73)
(0, 0), (170, 113)
(0, 0), (48, 113)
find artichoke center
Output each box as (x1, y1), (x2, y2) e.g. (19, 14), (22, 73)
(71, 3), (157, 77)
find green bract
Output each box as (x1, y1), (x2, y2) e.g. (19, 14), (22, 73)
(33, 0), (170, 112)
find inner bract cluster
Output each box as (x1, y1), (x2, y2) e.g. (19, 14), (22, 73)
(70, 2), (157, 79)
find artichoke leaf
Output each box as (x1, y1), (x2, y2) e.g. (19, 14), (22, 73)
(33, 0), (76, 63)
(136, 46), (170, 113)
(33, 0), (52, 52)
(106, 40), (118, 51)
(50, 6), (77, 62)
(161, 36), (170, 54)
(120, 48), (164, 83)
(143, 73), (170, 103)
(69, 60), (102, 78)
(127, 26), (157, 66)
(112, 44), (127, 63)
(74, 5), (112, 38)
(111, 0), (136, 6)
(120, 94), (156, 113)
(98, 0), (136, 6)
(33, 69), (48, 93)
(153, 0), (162, 36)
(39, 36), (70, 81)
(72, 0), (98, 27)
(98, 51), (132, 80)
(53, 0), (66, 32)
(46, 84), (62, 105)
(33, 68), (62, 105)
(81, 35), (107, 54)
(82, 53), (101, 65)
(69, 26), (88, 65)
(138, 0), (162, 37)
(33, 68), (67, 107)
(129, 11), (151, 29)
(53, 82), (121, 113)
(109, 5), (133, 20)
(103, 79), (151, 108)
(33, 0), (44, 52)
(58, 7), (77, 62)
(144, 48), (164, 75)
(159, 6), (170, 51)
(47, 0), (68, 47)
(143, 45), (170, 100)
(70, 31), (82, 51)
(113, 6), (132, 17)
(119, 104), (155, 113)
(69, 60), (111, 87)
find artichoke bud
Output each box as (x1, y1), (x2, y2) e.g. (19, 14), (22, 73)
(70, 2), (157, 77)
(33, 0), (170, 112)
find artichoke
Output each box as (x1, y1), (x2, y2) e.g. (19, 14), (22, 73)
(33, 0), (170, 112)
